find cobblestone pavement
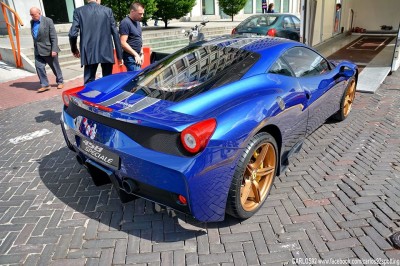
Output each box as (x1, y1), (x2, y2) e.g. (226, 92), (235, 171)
(0, 71), (399, 265)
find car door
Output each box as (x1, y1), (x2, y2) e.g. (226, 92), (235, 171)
(277, 16), (299, 41)
(282, 47), (346, 135)
(267, 57), (309, 156)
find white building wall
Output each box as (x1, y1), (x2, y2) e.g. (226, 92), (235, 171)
(321, 0), (335, 42)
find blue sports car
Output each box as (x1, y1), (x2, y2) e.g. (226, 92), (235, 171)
(61, 36), (357, 222)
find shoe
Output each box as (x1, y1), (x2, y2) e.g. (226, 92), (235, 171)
(37, 86), (50, 93)
(57, 83), (64, 89)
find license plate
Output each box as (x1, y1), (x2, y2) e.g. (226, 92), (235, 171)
(80, 138), (120, 169)
(242, 33), (256, 37)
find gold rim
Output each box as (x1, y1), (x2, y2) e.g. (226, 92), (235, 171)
(240, 142), (276, 211)
(343, 80), (356, 117)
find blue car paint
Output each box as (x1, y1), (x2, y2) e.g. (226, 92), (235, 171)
(61, 36), (357, 222)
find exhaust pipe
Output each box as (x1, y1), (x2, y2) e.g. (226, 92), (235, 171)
(122, 178), (137, 194)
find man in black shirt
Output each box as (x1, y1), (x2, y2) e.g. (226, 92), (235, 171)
(119, 2), (145, 71)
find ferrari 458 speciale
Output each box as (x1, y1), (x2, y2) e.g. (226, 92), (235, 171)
(61, 36), (357, 222)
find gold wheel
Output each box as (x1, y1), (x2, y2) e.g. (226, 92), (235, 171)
(343, 79), (356, 117)
(240, 142), (276, 211)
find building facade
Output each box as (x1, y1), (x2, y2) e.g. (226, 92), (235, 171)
(189, 0), (301, 20)
(0, 0), (299, 34)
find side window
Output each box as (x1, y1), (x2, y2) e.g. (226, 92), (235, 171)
(283, 17), (295, 29)
(282, 47), (331, 77)
(269, 57), (294, 77)
(267, 16), (278, 25)
(244, 17), (260, 27)
(291, 17), (300, 30)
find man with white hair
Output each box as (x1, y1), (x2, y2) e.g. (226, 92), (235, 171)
(29, 7), (64, 93)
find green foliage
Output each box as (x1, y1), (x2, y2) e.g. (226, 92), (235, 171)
(139, 0), (157, 24)
(101, 0), (157, 24)
(219, 0), (247, 21)
(101, 0), (130, 23)
(153, 0), (196, 28)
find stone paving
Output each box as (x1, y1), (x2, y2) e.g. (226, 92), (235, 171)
(0, 70), (399, 265)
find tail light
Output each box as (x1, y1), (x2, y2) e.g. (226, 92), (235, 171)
(231, 28), (237, 35)
(267, 28), (276, 37)
(181, 118), (217, 154)
(62, 86), (84, 107)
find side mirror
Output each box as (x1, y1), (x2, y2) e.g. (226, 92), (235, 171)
(339, 66), (354, 77)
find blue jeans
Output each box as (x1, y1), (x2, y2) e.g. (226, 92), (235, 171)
(123, 53), (141, 71)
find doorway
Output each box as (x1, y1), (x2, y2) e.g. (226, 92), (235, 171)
(43, 0), (75, 24)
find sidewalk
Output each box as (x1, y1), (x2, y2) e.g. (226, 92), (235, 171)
(0, 62), (84, 111)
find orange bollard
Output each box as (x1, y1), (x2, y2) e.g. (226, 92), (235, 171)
(141, 46), (151, 69)
(112, 49), (127, 74)
(112, 47), (151, 73)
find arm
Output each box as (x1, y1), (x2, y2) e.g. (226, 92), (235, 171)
(110, 11), (123, 63)
(120, 34), (142, 65)
(48, 18), (58, 57)
(69, 10), (80, 58)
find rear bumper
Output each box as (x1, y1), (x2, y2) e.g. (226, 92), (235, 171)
(60, 109), (238, 222)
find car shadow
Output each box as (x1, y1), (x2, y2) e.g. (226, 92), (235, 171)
(35, 110), (61, 125)
(38, 147), (240, 241)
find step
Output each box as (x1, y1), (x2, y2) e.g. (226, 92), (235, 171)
(26, 26), (235, 72)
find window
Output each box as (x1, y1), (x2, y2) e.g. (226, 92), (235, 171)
(292, 16), (300, 30)
(202, 0), (215, 15)
(282, 0), (290, 13)
(282, 47), (331, 77)
(242, 16), (277, 28)
(256, 0), (263, 13)
(274, 0), (281, 12)
(244, 0), (253, 14)
(283, 17), (295, 29)
(269, 57), (293, 77)
(243, 16), (260, 27)
(120, 45), (260, 102)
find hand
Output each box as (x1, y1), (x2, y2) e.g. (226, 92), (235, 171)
(51, 51), (57, 57)
(117, 59), (123, 66)
(73, 50), (80, 58)
(134, 54), (142, 65)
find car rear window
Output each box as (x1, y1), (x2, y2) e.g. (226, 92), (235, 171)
(241, 16), (278, 28)
(120, 45), (260, 102)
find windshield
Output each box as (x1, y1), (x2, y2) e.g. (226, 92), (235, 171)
(120, 45), (259, 102)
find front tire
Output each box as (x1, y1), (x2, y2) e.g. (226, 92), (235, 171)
(333, 77), (356, 121)
(226, 132), (278, 219)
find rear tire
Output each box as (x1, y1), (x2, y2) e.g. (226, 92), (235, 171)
(332, 77), (356, 121)
(226, 132), (278, 219)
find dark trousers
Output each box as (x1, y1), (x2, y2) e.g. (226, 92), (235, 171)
(84, 63), (113, 84)
(34, 53), (64, 87)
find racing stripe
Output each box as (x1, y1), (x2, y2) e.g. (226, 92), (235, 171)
(119, 97), (160, 114)
(99, 91), (132, 107)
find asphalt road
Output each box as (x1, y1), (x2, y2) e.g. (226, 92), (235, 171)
(0, 70), (399, 265)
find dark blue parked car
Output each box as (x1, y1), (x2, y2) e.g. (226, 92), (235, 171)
(232, 14), (301, 41)
(61, 36), (357, 222)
